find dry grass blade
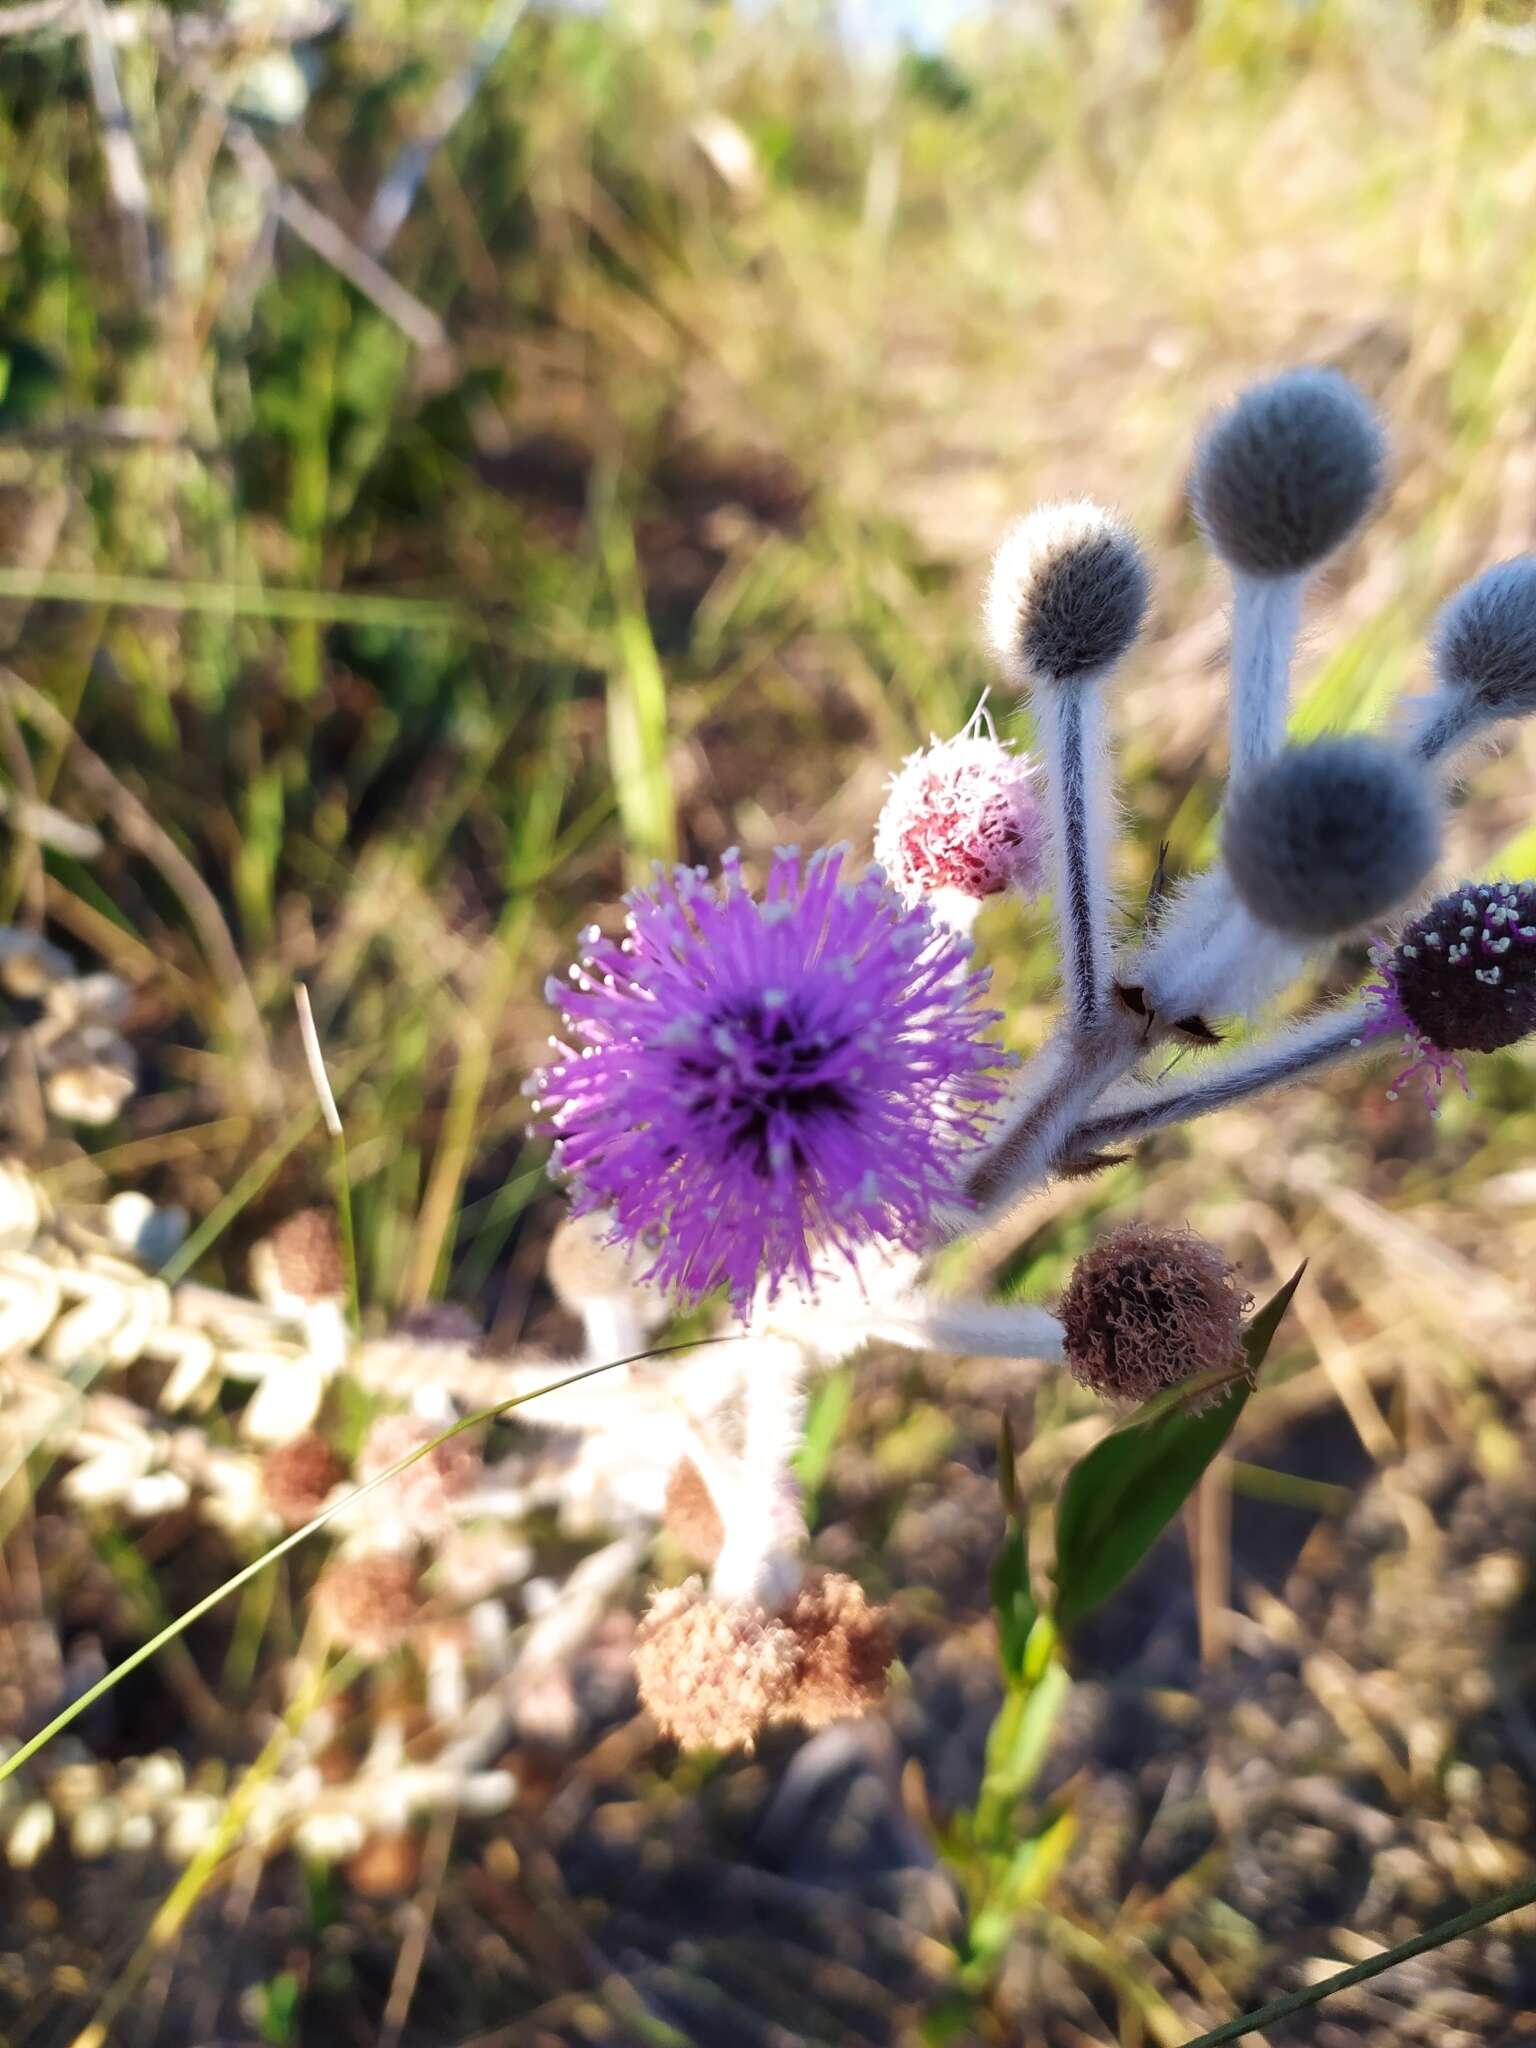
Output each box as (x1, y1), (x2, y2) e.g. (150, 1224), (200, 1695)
(224, 123), (451, 357)
(1, 668), (276, 1104)
(77, 0), (155, 297)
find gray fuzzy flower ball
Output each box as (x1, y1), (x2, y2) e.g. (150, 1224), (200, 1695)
(1192, 369), (1385, 578)
(1221, 736), (1440, 940)
(1433, 558), (1536, 716)
(984, 501), (1149, 687)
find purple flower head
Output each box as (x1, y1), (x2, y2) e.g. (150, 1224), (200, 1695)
(873, 706), (1047, 915)
(1362, 878), (1536, 1105)
(530, 847), (1010, 1310)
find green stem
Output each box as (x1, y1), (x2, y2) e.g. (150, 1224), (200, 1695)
(975, 1615), (1069, 1847)
(1179, 1875), (1536, 2047)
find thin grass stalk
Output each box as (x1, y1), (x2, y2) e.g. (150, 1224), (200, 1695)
(1178, 1873), (1536, 2047)
(157, 1100), (327, 1285)
(0, 567), (492, 637)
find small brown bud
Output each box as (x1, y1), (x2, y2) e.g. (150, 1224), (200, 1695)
(253, 1207), (346, 1307)
(260, 1432), (345, 1525)
(1059, 1225), (1252, 1405)
(314, 1554), (423, 1659)
(346, 1829), (424, 1897)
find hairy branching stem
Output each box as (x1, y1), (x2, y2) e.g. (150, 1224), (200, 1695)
(710, 1335), (805, 1610)
(1060, 1001), (1372, 1158)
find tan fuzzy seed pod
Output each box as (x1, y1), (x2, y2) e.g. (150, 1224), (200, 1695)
(663, 1458), (725, 1565)
(313, 1554), (424, 1659)
(1060, 1225), (1252, 1406)
(776, 1572), (895, 1731)
(252, 1207), (346, 1306)
(633, 1578), (799, 1752)
(261, 1432), (346, 1525)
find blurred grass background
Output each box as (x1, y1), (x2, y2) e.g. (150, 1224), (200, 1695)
(5, 0), (1536, 1331)
(8, 0), (1536, 2040)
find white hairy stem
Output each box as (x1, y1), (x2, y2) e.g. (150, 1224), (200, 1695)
(1060, 999), (1373, 1157)
(1229, 572), (1304, 774)
(875, 1293), (1067, 1362)
(1401, 685), (1488, 772)
(1131, 871), (1312, 1024)
(709, 1335), (804, 1610)
(964, 1008), (1148, 1218)
(1035, 679), (1118, 1034)
(300, 1299), (350, 1377)
(577, 1293), (644, 1368)
(926, 886), (983, 937)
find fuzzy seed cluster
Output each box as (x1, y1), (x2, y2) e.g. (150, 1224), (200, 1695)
(1433, 559), (1536, 716)
(356, 1413), (481, 1532)
(260, 1432), (345, 1526)
(633, 1572), (894, 1751)
(1060, 1225), (1252, 1405)
(1191, 368), (1384, 578)
(1221, 736), (1440, 940)
(984, 501), (1149, 687)
(874, 727), (1047, 907)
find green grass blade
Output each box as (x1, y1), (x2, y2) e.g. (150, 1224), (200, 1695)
(1178, 1873), (1536, 2047)
(598, 498), (676, 873)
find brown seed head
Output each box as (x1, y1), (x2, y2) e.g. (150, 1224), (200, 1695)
(254, 1207), (346, 1305)
(1060, 1225), (1251, 1405)
(314, 1553), (423, 1659)
(776, 1572), (895, 1730)
(633, 1578), (799, 1752)
(261, 1432), (345, 1525)
(663, 1459), (725, 1565)
(356, 1413), (481, 1531)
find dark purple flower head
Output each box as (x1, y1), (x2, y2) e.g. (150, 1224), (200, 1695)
(530, 847), (1009, 1309)
(1363, 878), (1536, 1104)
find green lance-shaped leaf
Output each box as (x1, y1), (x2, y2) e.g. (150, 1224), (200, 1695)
(1050, 1263), (1305, 1635)
(990, 1413), (1037, 1681)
